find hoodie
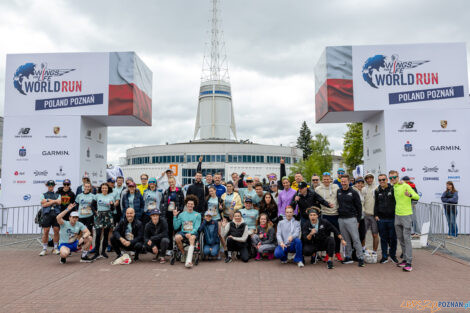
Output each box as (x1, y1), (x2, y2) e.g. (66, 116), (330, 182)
(393, 182), (420, 216)
(143, 218), (169, 243)
(337, 186), (362, 222)
(362, 175), (377, 216)
(315, 183), (339, 215)
(199, 219), (220, 246)
(276, 217), (301, 245)
(374, 183), (396, 220)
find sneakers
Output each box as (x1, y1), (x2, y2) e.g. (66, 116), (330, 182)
(297, 261), (304, 268)
(358, 258), (365, 267)
(281, 260), (287, 264)
(310, 255), (317, 264)
(267, 252), (274, 260)
(323, 255), (330, 263)
(60, 257), (66, 264)
(152, 256), (158, 262)
(166, 250), (172, 256)
(224, 256), (232, 263)
(379, 257), (389, 264)
(397, 260), (407, 267)
(52, 248), (60, 255)
(101, 252), (109, 259)
(39, 249), (47, 256)
(335, 252), (343, 262)
(403, 263), (413, 272)
(80, 255), (94, 263)
(91, 253), (101, 260)
(106, 245), (112, 252)
(390, 256), (399, 264)
(255, 253), (261, 261)
(180, 253), (186, 263)
(341, 257), (353, 264)
(327, 260), (334, 269)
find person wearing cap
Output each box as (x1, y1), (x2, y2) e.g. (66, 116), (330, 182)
(239, 198), (259, 234)
(302, 207), (346, 269)
(274, 206), (304, 267)
(142, 178), (163, 226)
(39, 180), (62, 256)
(263, 158), (287, 192)
(186, 170), (209, 214)
(137, 173), (149, 196)
(111, 207), (144, 261)
(157, 168), (181, 192)
(220, 181), (243, 221)
(144, 209), (169, 263)
(199, 211), (221, 259)
(57, 179), (75, 221)
(92, 183), (115, 260)
(239, 176), (256, 203)
(315, 172), (342, 261)
(56, 203), (94, 264)
(363, 173), (379, 255)
(333, 168), (347, 188)
(222, 210), (250, 263)
(291, 181), (333, 225)
(278, 176), (297, 219)
(269, 180), (279, 204)
(337, 174), (365, 267)
(76, 175), (97, 195)
(122, 181), (145, 222)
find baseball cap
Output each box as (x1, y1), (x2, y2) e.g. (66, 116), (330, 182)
(63, 179), (71, 185)
(337, 168), (345, 173)
(246, 176), (253, 182)
(46, 180), (55, 186)
(322, 172), (331, 176)
(204, 211), (213, 216)
(166, 168), (173, 173)
(107, 178), (115, 183)
(82, 174), (89, 178)
(364, 173), (374, 179)
(244, 197), (253, 203)
(149, 209), (161, 216)
(355, 177), (365, 183)
(402, 176), (410, 181)
(148, 178), (157, 184)
(128, 182), (136, 187)
(298, 181), (308, 189)
(70, 211), (79, 217)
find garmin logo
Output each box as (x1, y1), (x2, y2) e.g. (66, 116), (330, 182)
(429, 146), (460, 151)
(42, 150), (70, 156)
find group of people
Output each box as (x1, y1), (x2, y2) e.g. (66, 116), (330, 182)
(38, 156), (449, 272)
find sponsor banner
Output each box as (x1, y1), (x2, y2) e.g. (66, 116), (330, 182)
(389, 85), (464, 105)
(35, 93), (104, 111)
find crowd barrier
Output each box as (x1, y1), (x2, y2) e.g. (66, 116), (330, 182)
(0, 205), (42, 247)
(415, 202), (470, 255)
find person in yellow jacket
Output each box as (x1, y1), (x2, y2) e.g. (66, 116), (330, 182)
(389, 170), (419, 272)
(220, 182), (243, 221)
(291, 172), (309, 191)
(137, 173), (149, 195)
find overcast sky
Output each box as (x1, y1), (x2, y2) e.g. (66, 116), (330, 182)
(1, 0), (470, 164)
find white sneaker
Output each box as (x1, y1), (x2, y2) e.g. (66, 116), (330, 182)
(297, 261), (305, 268)
(166, 250), (172, 256)
(39, 249), (47, 256)
(180, 254), (186, 263)
(52, 248), (60, 255)
(281, 260), (287, 264)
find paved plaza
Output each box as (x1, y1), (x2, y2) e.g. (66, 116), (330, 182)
(0, 248), (469, 313)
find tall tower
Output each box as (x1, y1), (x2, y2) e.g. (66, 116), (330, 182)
(194, 0), (237, 141)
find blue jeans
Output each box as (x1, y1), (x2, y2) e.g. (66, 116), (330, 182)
(203, 243), (220, 257)
(444, 205), (458, 237)
(377, 219), (397, 259)
(274, 238), (303, 263)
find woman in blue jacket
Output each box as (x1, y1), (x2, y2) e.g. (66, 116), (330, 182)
(199, 211), (221, 260)
(122, 182), (145, 222)
(441, 181), (459, 238)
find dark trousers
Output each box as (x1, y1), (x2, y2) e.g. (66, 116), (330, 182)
(145, 238), (170, 257)
(377, 219), (397, 259)
(322, 215), (341, 253)
(303, 237), (335, 257)
(227, 237), (250, 262)
(110, 235), (143, 257)
(95, 227), (110, 254)
(165, 212), (175, 249)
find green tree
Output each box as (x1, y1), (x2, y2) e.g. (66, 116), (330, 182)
(342, 123), (363, 173)
(297, 121), (312, 160)
(291, 133), (333, 180)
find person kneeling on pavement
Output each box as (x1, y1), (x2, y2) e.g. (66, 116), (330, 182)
(274, 206), (304, 267)
(222, 211), (250, 263)
(57, 203), (94, 264)
(111, 207), (144, 261)
(301, 207), (346, 269)
(251, 213), (276, 260)
(199, 211), (221, 260)
(144, 209), (170, 263)
(173, 195), (201, 268)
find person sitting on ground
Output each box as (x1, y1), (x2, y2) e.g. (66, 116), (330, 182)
(110, 207), (144, 261)
(301, 207), (346, 269)
(56, 203), (94, 264)
(199, 211), (221, 260)
(251, 213), (276, 260)
(239, 198), (259, 234)
(173, 195), (201, 268)
(222, 211), (250, 263)
(144, 209), (169, 263)
(274, 206), (304, 267)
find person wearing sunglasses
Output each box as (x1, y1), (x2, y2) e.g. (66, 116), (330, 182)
(310, 175), (321, 189)
(333, 168), (346, 188)
(374, 174), (398, 264)
(389, 170), (419, 272)
(57, 179), (76, 221)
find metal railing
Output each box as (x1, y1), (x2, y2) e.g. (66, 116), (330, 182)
(0, 205), (42, 247)
(415, 202), (470, 258)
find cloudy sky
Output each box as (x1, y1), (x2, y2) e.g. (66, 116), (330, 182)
(1, 0), (469, 164)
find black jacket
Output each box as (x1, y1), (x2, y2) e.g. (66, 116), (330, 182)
(301, 218), (340, 244)
(113, 218), (144, 245)
(144, 218), (169, 243)
(337, 187), (362, 222)
(258, 202), (280, 225)
(186, 181), (209, 213)
(291, 188), (330, 221)
(374, 184), (396, 220)
(57, 187), (75, 212)
(227, 221), (247, 238)
(160, 187), (185, 215)
(263, 162), (287, 192)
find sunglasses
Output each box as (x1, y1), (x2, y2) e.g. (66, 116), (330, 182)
(389, 176), (398, 180)
(312, 179), (319, 182)
(378, 179), (386, 182)
(338, 172), (345, 175)
(63, 183), (71, 186)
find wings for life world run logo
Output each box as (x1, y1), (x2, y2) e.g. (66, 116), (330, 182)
(362, 54), (433, 89)
(13, 62), (80, 95)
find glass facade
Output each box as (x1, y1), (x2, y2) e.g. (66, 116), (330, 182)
(182, 168), (225, 185)
(130, 155), (291, 166)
